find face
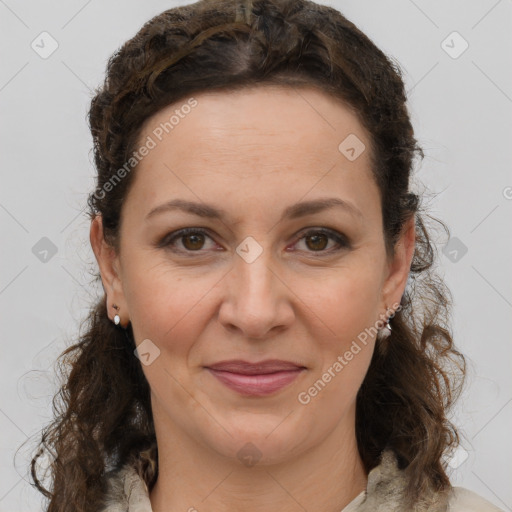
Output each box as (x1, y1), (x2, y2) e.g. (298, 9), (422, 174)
(91, 85), (414, 465)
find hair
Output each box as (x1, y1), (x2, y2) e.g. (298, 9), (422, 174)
(28, 0), (466, 510)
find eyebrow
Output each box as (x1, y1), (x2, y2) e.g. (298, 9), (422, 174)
(145, 197), (363, 222)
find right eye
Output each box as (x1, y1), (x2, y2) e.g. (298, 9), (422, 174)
(159, 227), (219, 253)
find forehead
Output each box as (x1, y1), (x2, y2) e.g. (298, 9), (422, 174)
(125, 85), (378, 222)
(141, 85), (370, 156)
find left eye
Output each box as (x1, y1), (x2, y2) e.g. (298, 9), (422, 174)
(159, 227), (349, 254)
(293, 228), (349, 253)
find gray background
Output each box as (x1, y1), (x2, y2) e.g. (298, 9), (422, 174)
(1, 0), (511, 510)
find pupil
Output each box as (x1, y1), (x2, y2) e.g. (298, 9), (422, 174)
(307, 234), (327, 251)
(184, 234), (204, 250)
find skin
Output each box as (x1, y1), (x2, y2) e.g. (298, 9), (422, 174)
(90, 85), (415, 512)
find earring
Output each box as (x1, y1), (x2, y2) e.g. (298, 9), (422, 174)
(377, 306), (392, 341)
(112, 304), (121, 326)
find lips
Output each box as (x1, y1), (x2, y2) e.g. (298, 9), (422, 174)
(205, 359), (306, 396)
(207, 359), (304, 374)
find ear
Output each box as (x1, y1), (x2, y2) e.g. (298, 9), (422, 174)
(381, 215), (416, 312)
(89, 215), (129, 327)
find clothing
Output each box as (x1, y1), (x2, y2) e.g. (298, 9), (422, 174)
(99, 450), (503, 512)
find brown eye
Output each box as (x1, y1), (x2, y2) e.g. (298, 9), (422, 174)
(304, 233), (329, 251)
(159, 227), (350, 256)
(182, 232), (206, 250)
(294, 228), (350, 255)
(159, 228), (216, 253)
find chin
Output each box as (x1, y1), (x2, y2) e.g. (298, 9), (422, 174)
(200, 413), (314, 467)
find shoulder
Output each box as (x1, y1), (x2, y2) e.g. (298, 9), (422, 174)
(448, 487), (504, 511)
(99, 463), (153, 512)
(347, 450), (505, 512)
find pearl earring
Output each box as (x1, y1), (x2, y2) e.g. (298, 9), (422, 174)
(377, 305), (392, 341)
(113, 304), (121, 326)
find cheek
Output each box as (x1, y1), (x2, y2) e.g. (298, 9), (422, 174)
(299, 348), (373, 425)
(297, 279), (377, 413)
(123, 259), (219, 353)
(125, 267), (214, 404)
(301, 262), (382, 347)
(294, 263), (380, 405)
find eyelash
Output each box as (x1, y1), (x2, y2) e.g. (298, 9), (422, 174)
(158, 227), (350, 256)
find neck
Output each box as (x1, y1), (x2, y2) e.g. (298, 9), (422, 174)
(149, 406), (367, 512)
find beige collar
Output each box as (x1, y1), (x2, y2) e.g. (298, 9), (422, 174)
(99, 449), (450, 512)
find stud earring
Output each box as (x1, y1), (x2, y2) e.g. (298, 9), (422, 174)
(112, 304), (121, 326)
(377, 305), (392, 341)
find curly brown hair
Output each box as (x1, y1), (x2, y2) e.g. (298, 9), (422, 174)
(28, 0), (466, 510)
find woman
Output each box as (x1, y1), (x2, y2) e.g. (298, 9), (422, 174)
(29, 0), (503, 510)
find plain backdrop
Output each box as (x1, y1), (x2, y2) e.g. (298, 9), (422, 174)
(1, 0), (511, 510)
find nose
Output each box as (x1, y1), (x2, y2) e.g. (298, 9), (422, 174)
(218, 245), (295, 340)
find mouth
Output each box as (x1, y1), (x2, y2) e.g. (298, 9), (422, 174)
(204, 359), (307, 396)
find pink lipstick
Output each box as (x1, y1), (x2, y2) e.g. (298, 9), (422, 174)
(205, 359), (306, 396)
